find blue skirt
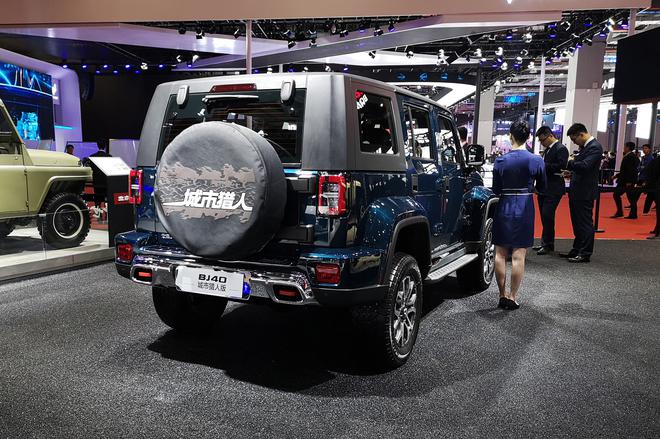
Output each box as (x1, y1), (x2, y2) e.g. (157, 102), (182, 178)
(492, 194), (536, 248)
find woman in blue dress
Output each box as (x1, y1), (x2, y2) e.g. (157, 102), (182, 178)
(492, 121), (546, 310)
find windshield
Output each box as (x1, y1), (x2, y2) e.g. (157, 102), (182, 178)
(157, 89), (306, 165)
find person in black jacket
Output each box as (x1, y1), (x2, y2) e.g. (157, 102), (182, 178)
(646, 154), (660, 239)
(533, 126), (568, 255)
(562, 123), (604, 263)
(611, 142), (640, 219)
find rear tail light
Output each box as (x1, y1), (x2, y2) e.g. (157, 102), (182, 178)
(116, 243), (133, 263)
(315, 263), (341, 284)
(318, 174), (347, 216)
(210, 83), (257, 93)
(128, 169), (143, 205)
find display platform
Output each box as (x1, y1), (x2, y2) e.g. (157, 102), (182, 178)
(0, 228), (113, 282)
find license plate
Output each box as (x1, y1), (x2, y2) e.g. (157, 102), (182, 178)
(175, 266), (247, 299)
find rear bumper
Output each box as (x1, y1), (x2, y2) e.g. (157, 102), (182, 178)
(115, 256), (386, 307)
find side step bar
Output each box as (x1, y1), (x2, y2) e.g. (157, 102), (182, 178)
(425, 254), (478, 283)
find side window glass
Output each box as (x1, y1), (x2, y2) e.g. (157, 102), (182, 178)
(437, 116), (461, 165)
(404, 106), (433, 160)
(357, 91), (396, 155)
(0, 111), (19, 155)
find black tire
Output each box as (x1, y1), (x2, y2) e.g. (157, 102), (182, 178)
(154, 121), (286, 259)
(38, 192), (91, 249)
(152, 286), (228, 333)
(0, 222), (14, 239)
(457, 217), (495, 292)
(352, 253), (423, 369)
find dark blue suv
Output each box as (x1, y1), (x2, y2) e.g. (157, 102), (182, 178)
(115, 73), (498, 368)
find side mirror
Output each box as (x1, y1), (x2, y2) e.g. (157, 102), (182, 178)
(466, 144), (485, 167)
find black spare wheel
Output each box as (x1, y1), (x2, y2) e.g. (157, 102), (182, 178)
(154, 122), (286, 259)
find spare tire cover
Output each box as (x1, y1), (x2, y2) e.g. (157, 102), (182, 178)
(154, 121), (286, 259)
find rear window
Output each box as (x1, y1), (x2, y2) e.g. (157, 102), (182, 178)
(157, 89), (306, 165)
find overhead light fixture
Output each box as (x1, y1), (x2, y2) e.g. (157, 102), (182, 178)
(342, 65), (349, 72)
(124, 64), (131, 69)
(62, 64), (68, 69)
(158, 64), (165, 69)
(528, 61), (535, 70)
(506, 0), (513, 4)
(474, 48), (482, 58)
(339, 28), (349, 38)
(176, 55), (182, 63)
(307, 29), (318, 39)
(549, 28), (557, 38)
(560, 20), (572, 31)
(288, 40), (296, 49)
(520, 49), (529, 56)
(324, 65), (332, 72)
(388, 20), (396, 33)
(374, 26), (383, 36)
(303, 66), (309, 72)
(113, 70), (118, 75)
(505, 30), (513, 40)
(267, 67), (273, 74)
(82, 64), (88, 69)
(516, 56), (523, 63)
(523, 32), (533, 43)
(495, 46), (504, 56)
(584, 17), (594, 28)
(102, 64), (108, 69)
(233, 28), (241, 39)
(330, 21), (338, 35)
(368, 50), (376, 59)
(140, 62), (148, 70)
(501, 62), (508, 71)
(283, 29), (294, 39)
(195, 27), (204, 39)
(406, 50), (414, 59)
(488, 34), (497, 41)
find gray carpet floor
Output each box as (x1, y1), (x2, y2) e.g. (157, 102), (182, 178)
(0, 239), (658, 438)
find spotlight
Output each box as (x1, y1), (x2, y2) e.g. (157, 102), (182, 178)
(309, 38), (317, 48)
(406, 50), (414, 59)
(176, 55), (182, 63)
(505, 29), (513, 40)
(560, 20), (572, 31)
(501, 62), (508, 71)
(324, 65), (332, 72)
(474, 48), (482, 58)
(358, 20), (368, 33)
(267, 67), (273, 73)
(437, 49), (448, 65)
(306, 29), (318, 39)
(195, 27), (204, 39)
(113, 70), (118, 75)
(495, 46), (504, 56)
(178, 26), (186, 35)
(374, 26), (383, 36)
(584, 17), (594, 28)
(342, 65), (349, 72)
(368, 51), (376, 59)
(135, 70), (141, 74)
(339, 29), (349, 38)
(233, 28), (241, 39)
(102, 64), (108, 69)
(158, 64), (165, 69)
(283, 29), (294, 39)
(330, 21), (338, 35)
(124, 64), (131, 69)
(621, 17), (629, 29)
(303, 66), (309, 72)
(288, 40), (296, 49)
(516, 56), (523, 63)
(496, 56), (503, 64)
(388, 20), (396, 33)
(488, 34), (497, 41)
(82, 64), (88, 69)
(62, 64), (68, 69)
(523, 32), (532, 43)
(191, 54), (199, 63)
(140, 62), (148, 70)
(520, 49), (529, 56)
(95, 70), (101, 74)
(528, 61), (535, 70)
(549, 29), (557, 38)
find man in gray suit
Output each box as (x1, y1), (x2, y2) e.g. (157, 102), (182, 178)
(562, 123), (604, 263)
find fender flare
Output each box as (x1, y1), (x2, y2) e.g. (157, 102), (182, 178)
(383, 216), (431, 283)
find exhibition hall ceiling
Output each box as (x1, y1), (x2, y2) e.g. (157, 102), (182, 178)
(0, 0), (650, 23)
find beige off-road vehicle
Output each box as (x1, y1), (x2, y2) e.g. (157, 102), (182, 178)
(0, 98), (92, 248)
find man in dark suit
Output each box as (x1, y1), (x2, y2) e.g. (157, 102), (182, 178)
(562, 123), (604, 263)
(611, 142), (640, 219)
(533, 126), (568, 255)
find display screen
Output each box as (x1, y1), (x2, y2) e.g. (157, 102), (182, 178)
(0, 63), (54, 141)
(613, 27), (660, 105)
